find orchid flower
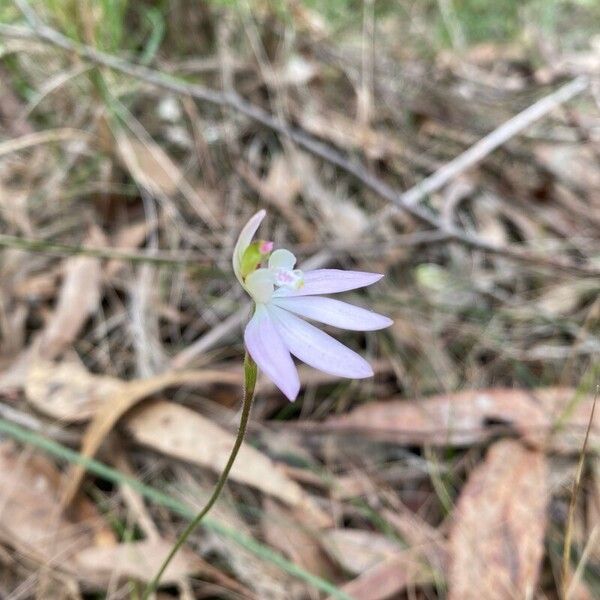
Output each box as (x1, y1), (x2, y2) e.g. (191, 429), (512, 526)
(233, 209), (393, 401)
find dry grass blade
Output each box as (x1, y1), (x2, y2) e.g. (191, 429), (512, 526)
(562, 385), (598, 598)
(0, 127), (91, 157)
(448, 439), (548, 599)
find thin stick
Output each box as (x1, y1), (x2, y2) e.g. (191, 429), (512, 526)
(400, 76), (589, 207)
(561, 385), (598, 597)
(0, 127), (90, 157)
(142, 353), (258, 599)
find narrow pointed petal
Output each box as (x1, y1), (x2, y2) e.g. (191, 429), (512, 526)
(244, 306), (300, 401)
(233, 209), (266, 284)
(268, 305), (373, 379)
(272, 296), (393, 331)
(274, 269), (383, 297)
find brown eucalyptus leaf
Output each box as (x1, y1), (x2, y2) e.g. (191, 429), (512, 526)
(115, 132), (218, 227)
(325, 387), (598, 452)
(60, 369), (239, 507)
(262, 498), (334, 580)
(321, 529), (402, 575)
(75, 540), (205, 585)
(26, 359), (122, 422)
(335, 550), (437, 600)
(0, 230), (103, 392)
(37, 229), (103, 359)
(448, 439), (548, 600)
(125, 400), (330, 526)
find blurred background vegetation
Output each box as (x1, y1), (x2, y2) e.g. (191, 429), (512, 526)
(0, 0), (599, 599)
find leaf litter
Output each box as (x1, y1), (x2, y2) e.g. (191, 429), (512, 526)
(0, 1), (599, 598)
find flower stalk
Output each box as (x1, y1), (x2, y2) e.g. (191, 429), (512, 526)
(143, 353), (257, 598)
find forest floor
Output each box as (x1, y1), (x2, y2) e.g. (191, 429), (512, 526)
(0, 1), (599, 598)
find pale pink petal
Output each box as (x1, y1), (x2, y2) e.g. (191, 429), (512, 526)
(233, 209), (266, 284)
(268, 305), (373, 379)
(244, 306), (300, 401)
(273, 269), (383, 297)
(272, 296), (393, 331)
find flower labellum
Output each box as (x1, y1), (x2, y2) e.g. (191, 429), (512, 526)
(233, 210), (393, 401)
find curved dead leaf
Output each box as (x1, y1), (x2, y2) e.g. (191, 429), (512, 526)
(262, 498), (334, 580)
(321, 529), (402, 575)
(325, 387), (597, 452)
(26, 359), (122, 422)
(75, 539), (207, 586)
(448, 439), (548, 600)
(334, 551), (438, 600)
(60, 368), (239, 507)
(322, 528), (440, 600)
(124, 400), (330, 527)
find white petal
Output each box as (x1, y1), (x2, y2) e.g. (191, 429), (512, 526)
(268, 305), (373, 379)
(268, 248), (296, 271)
(232, 210), (266, 284)
(274, 269), (383, 297)
(244, 306), (300, 401)
(272, 296), (393, 331)
(245, 268), (274, 303)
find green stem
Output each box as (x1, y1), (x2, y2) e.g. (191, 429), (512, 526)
(142, 352), (258, 599)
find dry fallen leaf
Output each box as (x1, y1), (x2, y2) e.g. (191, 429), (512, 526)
(37, 228), (103, 359)
(75, 539), (207, 586)
(325, 387), (598, 452)
(322, 527), (440, 600)
(0, 441), (115, 582)
(0, 229), (103, 392)
(41, 361), (329, 524)
(125, 400), (330, 526)
(115, 132), (218, 227)
(60, 368), (240, 506)
(262, 498), (334, 580)
(381, 507), (447, 571)
(448, 439), (548, 600)
(26, 359), (122, 422)
(321, 529), (402, 575)
(334, 550), (438, 600)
